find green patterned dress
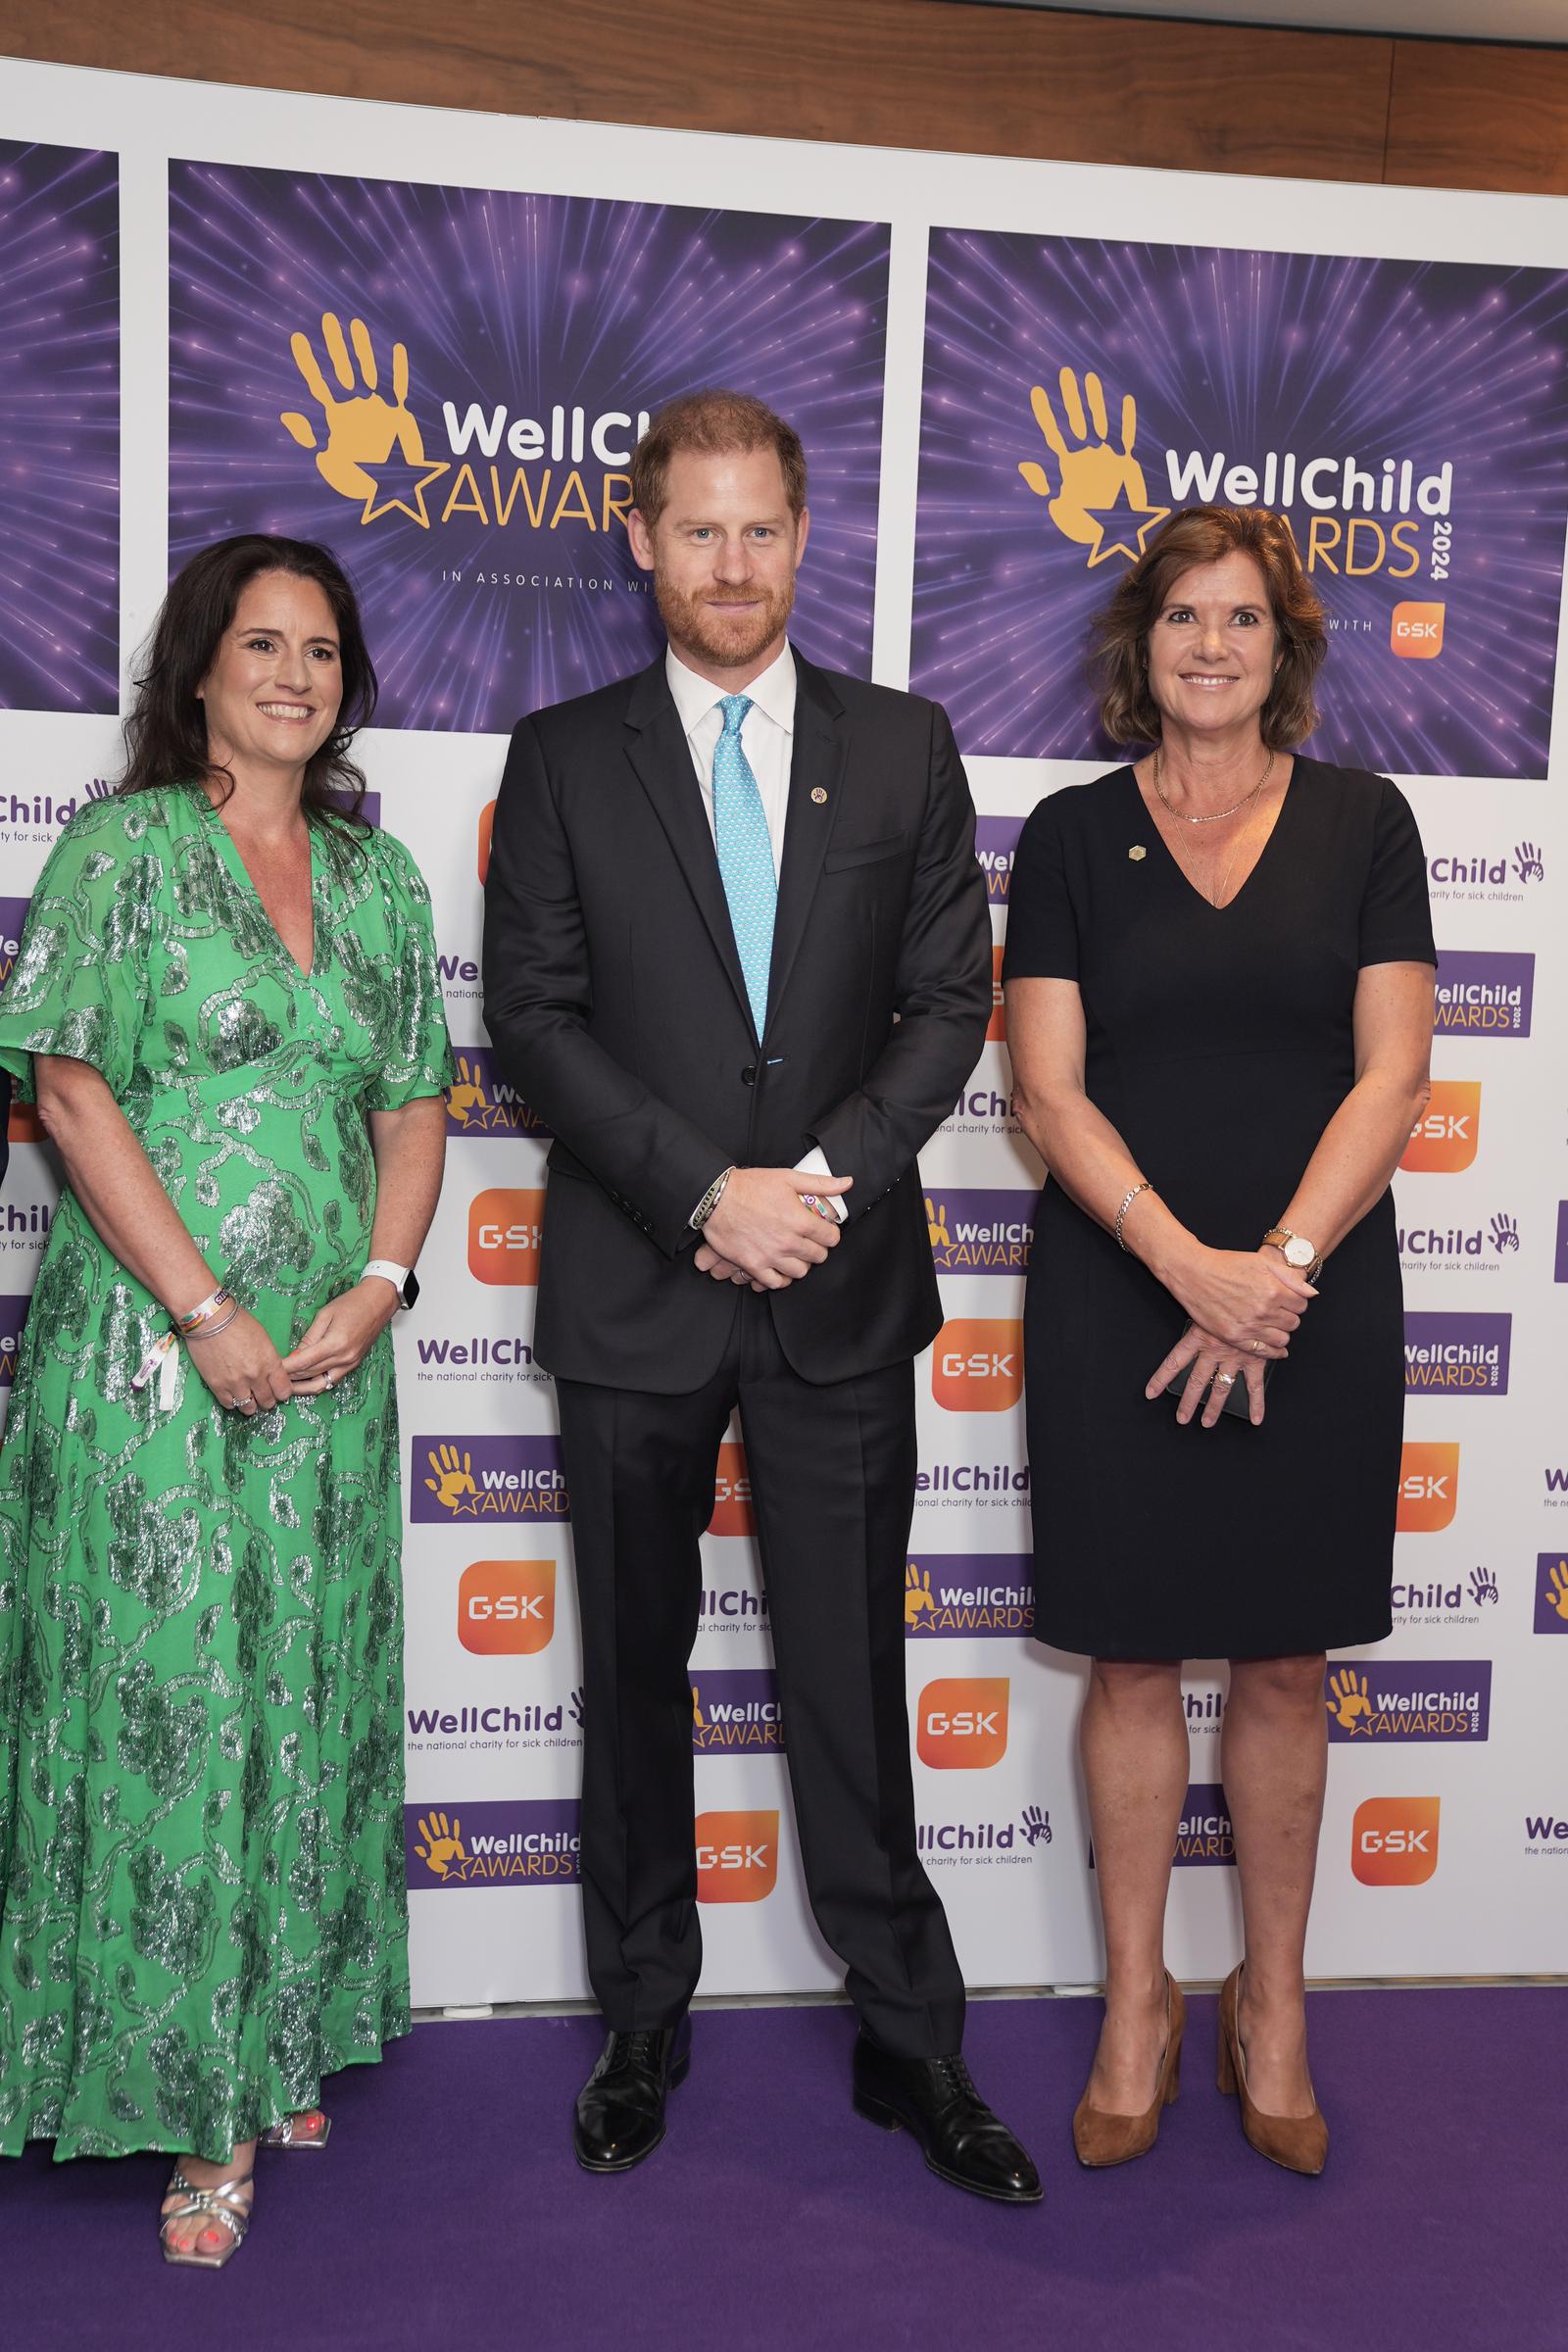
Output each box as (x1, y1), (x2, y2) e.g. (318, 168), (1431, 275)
(0, 786), (452, 2161)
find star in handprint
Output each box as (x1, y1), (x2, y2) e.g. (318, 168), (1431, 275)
(423, 1445), (478, 1515)
(905, 1562), (937, 1630)
(1019, 368), (1167, 567)
(415, 1810), (467, 1880)
(280, 312), (449, 525)
(1326, 1668), (1374, 1735)
(446, 1054), (491, 1130)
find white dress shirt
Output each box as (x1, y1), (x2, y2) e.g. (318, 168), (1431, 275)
(665, 639), (844, 1223)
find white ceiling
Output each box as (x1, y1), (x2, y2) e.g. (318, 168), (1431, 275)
(988, 0), (1568, 40)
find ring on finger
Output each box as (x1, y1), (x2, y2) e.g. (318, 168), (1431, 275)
(1212, 1370), (1237, 1387)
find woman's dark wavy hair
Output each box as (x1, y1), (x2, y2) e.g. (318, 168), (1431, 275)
(119, 534), (377, 827)
(1092, 505), (1326, 752)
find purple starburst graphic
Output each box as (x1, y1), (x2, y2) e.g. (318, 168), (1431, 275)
(0, 142), (120, 714)
(912, 233), (1568, 777)
(169, 165), (890, 732)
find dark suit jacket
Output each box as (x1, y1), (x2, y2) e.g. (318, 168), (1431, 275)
(480, 649), (991, 1392)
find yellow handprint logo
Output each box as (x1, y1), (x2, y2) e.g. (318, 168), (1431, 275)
(1544, 1560), (1568, 1623)
(905, 1563), (937, 1630)
(415, 1811), (468, 1881)
(280, 312), (449, 526)
(1019, 368), (1168, 567)
(691, 1682), (707, 1730)
(445, 1054), (491, 1131)
(925, 1196), (953, 1253)
(424, 1445), (478, 1515)
(1326, 1668), (1374, 1736)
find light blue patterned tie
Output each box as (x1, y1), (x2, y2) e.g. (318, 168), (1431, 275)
(711, 694), (776, 1038)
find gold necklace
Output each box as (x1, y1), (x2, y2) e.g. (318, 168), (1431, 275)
(1152, 744), (1274, 823)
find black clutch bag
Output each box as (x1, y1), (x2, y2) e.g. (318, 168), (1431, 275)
(1164, 1321), (1272, 1421)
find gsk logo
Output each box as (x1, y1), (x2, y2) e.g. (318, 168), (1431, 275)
(478, 800), (495, 886)
(1396, 1442), (1458, 1533)
(932, 1320), (1023, 1413)
(1351, 1796), (1441, 1886)
(987, 944), (1005, 1044)
(1391, 602), (1445, 659)
(7, 1098), (43, 1146)
(707, 1442), (755, 1537)
(458, 1559), (556, 1655)
(1399, 1080), (1480, 1173)
(467, 1188), (545, 1284)
(917, 1678), (1010, 1769)
(695, 1809), (779, 1903)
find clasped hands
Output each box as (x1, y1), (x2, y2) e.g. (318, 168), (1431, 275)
(1144, 1246), (1316, 1430)
(184, 1280), (398, 1415)
(693, 1166), (854, 1292)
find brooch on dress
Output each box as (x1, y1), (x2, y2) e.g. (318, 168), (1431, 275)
(1128, 845), (1148, 861)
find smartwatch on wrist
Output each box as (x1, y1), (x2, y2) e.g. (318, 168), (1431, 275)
(362, 1259), (419, 1310)
(1260, 1227), (1321, 1284)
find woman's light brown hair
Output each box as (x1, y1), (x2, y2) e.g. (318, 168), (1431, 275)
(630, 389), (807, 526)
(1093, 506), (1326, 751)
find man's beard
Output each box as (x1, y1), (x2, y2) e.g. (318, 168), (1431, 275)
(655, 571), (796, 670)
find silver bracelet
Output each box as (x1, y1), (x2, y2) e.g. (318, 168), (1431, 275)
(690, 1165), (736, 1232)
(1114, 1180), (1153, 1251)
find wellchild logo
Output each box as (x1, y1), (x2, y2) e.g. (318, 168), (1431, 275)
(691, 1671), (783, 1753)
(1524, 1807), (1568, 1855)
(695, 1810), (779, 1903)
(0, 1297), (27, 1388)
(1514, 840), (1544, 883)
(406, 1692), (581, 1747)
(926, 1192), (1034, 1276)
(904, 1554), (1035, 1638)
(468, 1187), (545, 1284)
(1396, 1441), (1459, 1532)
(1017, 368), (1170, 566)
(1399, 1080), (1481, 1173)
(1396, 1213), (1517, 1270)
(1173, 1786), (1234, 1867)
(1352, 1796), (1441, 1886)
(407, 1798), (580, 1886)
(1392, 1565), (1497, 1625)
(0, 898), (29, 992)
(446, 1049), (554, 1138)
(915, 1457), (1031, 1509)
(931, 1320), (1024, 1412)
(458, 1558), (556, 1655)
(943, 1075), (1021, 1140)
(1403, 1312), (1509, 1396)
(1433, 951), (1533, 1039)
(918, 1804), (1052, 1863)
(0, 781), (114, 844)
(1325, 1661), (1491, 1741)
(414, 1436), (568, 1522)
(707, 1442), (755, 1538)
(1534, 1556), (1568, 1636)
(698, 1577), (770, 1635)
(916, 1678), (1010, 1769)
(975, 814), (1024, 904)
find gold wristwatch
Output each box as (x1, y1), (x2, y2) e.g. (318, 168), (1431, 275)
(1261, 1226), (1322, 1283)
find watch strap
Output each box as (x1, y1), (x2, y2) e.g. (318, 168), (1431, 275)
(363, 1258), (416, 1308)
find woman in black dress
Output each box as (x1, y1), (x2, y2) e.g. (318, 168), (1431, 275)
(1004, 506), (1435, 2175)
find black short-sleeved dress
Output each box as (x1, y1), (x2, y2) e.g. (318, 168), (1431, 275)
(1003, 758), (1436, 1660)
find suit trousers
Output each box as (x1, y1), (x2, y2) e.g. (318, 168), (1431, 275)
(554, 1289), (966, 2058)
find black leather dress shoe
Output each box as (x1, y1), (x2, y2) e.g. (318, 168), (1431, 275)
(853, 2032), (1043, 2203)
(572, 2016), (692, 2174)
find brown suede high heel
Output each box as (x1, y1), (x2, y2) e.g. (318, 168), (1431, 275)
(1072, 1971), (1185, 2167)
(1216, 1964), (1328, 2176)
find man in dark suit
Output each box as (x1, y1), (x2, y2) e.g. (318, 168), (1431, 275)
(481, 390), (1039, 2204)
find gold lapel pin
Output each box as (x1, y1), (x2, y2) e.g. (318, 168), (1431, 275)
(810, 787), (828, 805)
(1128, 844), (1147, 860)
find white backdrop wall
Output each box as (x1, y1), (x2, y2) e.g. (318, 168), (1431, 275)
(0, 57), (1563, 2010)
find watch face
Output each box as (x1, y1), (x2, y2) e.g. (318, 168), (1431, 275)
(403, 1268), (420, 1309)
(1283, 1236), (1315, 1269)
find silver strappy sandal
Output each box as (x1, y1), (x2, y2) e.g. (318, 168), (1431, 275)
(159, 2166), (254, 2269)
(258, 2107), (331, 2151)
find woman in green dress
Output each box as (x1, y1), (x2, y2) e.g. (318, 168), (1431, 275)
(0, 535), (452, 2264)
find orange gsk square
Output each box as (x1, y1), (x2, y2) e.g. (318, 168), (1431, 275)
(1352, 1796), (1441, 1886)
(932, 1319), (1023, 1412)
(986, 944), (1006, 1044)
(1400, 1081), (1480, 1174)
(708, 1442), (756, 1537)
(1396, 1442), (1459, 1534)
(695, 1809), (779, 1902)
(917, 1677), (1010, 1769)
(468, 1188), (545, 1285)
(478, 799), (496, 885)
(459, 1559), (556, 1655)
(1392, 602), (1445, 659)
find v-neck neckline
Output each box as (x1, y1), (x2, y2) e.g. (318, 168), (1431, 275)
(203, 796), (323, 981)
(1126, 756), (1299, 915)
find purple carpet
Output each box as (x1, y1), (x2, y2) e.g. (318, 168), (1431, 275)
(1, 1988), (1561, 2351)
